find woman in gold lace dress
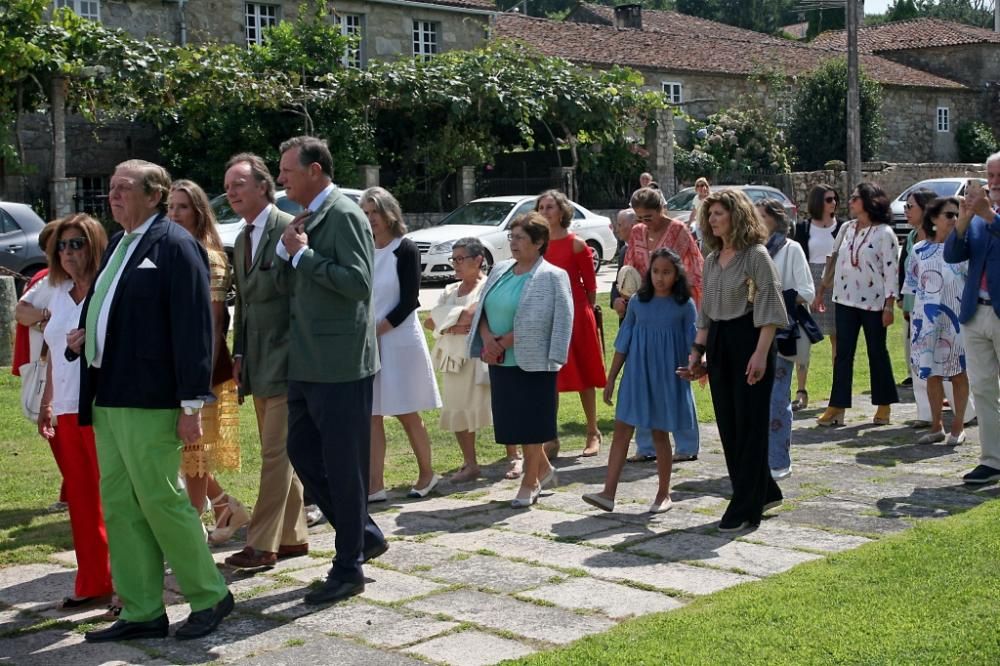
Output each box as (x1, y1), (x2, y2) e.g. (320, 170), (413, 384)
(167, 180), (249, 545)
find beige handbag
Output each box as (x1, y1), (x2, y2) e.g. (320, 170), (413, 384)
(820, 222), (851, 291)
(19, 341), (49, 424)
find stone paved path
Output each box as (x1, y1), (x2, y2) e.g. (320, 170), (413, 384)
(2, 396), (998, 665)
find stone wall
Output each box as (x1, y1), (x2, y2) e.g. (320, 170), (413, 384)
(784, 161), (987, 210)
(98, 0), (491, 56)
(3, 114), (160, 217)
(885, 44), (1000, 94)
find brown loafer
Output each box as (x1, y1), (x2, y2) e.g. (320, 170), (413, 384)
(277, 543), (309, 559)
(225, 546), (277, 569)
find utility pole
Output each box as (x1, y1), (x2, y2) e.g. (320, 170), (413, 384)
(846, 0), (862, 189)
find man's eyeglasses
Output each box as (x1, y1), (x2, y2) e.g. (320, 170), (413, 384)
(56, 237), (87, 252)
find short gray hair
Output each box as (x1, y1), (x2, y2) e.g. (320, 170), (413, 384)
(987, 151), (1000, 168)
(617, 208), (636, 223)
(452, 236), (485, 258)
(360, 186), (407, 237)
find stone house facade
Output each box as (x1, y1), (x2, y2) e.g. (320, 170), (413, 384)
(10, 0), (496, 212)
(500, 4), (985, 164)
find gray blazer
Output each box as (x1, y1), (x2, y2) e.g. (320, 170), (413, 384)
(468, 256), (573, 372)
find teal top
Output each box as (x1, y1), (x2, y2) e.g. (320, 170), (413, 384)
(483, 269), (531, 367)
(902, 229), (916, 312)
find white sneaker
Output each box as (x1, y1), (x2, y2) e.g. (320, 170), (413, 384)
(771, 467), (792, 480)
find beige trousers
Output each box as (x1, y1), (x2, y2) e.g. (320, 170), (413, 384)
(963, 305), (1000, 470)
(246, 394), (308, 552)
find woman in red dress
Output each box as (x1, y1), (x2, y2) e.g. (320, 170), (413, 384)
(536, 190), (607, 457)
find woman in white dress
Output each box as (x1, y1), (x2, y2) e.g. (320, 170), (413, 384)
(362, 187), (443, 501)
(425, 238), (520, 482)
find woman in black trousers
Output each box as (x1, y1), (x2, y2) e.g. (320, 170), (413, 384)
(682, 189), (789, 531)
(817, 183), (900, 427)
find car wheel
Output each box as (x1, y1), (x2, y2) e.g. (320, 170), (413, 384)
(586, 241), (602, 274)
(483, 250), (495, 274)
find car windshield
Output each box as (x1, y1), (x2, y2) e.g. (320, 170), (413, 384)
(899, 181), (963, 200)
(665, 189), (696, 211)
(211, 195), (241, 225)
(441, 202), (516, 226)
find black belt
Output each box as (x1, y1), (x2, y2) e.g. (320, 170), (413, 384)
(978, 297), (993, 306)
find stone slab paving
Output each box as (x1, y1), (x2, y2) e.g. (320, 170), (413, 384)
(2, 397), (997, 665)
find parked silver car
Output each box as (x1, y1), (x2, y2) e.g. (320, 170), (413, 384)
(666, 185), (798, 223)
(890, 177), (986, 238)
(0, 201), (48, 295)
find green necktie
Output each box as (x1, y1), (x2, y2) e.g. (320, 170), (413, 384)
(85, 232), (138, 366)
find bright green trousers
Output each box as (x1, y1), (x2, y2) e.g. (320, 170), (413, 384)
(93, 406), (228, 622)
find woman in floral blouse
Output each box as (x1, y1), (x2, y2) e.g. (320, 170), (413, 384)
(816, 182), (900, 427)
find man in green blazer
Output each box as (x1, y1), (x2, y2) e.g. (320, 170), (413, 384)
(275, 136), (387, 605)
(221, 153), (309, 570)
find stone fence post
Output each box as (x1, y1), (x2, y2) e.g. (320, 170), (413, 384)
(0, 276), (16, 367)
(550, 166), (577, 202)
(457, 166), (476, 206)
(645, 107), (676, 197)
(358, 165), (380, 189)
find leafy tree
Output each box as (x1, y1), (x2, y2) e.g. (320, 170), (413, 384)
(676, 0), (798, 34)
(956, 121), (999, 163)
(805, 6), (845, 40)
(887, 0), (921, 21)
(788, 58), (884, 170)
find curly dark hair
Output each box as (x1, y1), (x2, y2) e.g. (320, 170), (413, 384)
(851, 182), (892, 225)
(637, 248), (691, 304)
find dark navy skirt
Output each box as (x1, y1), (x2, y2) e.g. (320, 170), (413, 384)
(488, 365), (558, 445)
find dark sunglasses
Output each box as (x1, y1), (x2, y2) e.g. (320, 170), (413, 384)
(824, 196), (837, 203)
(56, 237), (87, 252)
(903, 203), (916, 211)
(940, 211), (960, 220)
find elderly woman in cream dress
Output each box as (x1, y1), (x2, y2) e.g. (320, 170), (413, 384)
(426, 237), (521, 481)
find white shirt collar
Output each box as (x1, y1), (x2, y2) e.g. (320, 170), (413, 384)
(306, 183), (336, 213)
(242, 204), (272, 229)
(131, 213), (159, 236)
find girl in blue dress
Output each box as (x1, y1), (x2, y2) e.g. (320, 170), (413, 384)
(583, 249), (698, 514)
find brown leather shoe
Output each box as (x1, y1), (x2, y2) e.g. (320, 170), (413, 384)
(277, 543), (309, 559)
(225, 546), (277, 569)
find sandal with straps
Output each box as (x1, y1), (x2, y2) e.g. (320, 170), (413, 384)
(207, 493), (251, 546)
(792, 390), (808, 412)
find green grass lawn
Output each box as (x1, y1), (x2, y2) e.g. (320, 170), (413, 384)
(0, 312), (908, 567)
(512, 498), (1000, 665)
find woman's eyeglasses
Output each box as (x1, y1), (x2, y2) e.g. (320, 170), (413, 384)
(56, 237), (87, 252)
(448, 255), (475, 265)
(940, 211), (960, 220)
(507, 232), (530, 242)
(824, 196), (837, 203)
(903, 203), (915, 211)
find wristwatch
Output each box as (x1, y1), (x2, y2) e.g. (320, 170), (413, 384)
(182, 406), (202, 416)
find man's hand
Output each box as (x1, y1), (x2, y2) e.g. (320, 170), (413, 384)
(232, 357), (242, 387)
(177, 412), (203, 446)
(282, 219), (308, 256)
(66, 328), (85, 355)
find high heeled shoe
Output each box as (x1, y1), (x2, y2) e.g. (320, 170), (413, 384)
(207, 494), (251, 546)
(581, 432), (602, 457)
(816, 407), (845, 427)
(873, 405), (891, 425)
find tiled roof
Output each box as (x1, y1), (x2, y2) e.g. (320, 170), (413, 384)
(494, 14), (967, 90)
(393, 0), (496, 11)
(812, 17), (1000, 52)
(569, 2), (790, 44)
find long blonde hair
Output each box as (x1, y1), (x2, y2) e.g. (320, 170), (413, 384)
(698, 189), (768, 253)
(169, 179), (224, 253)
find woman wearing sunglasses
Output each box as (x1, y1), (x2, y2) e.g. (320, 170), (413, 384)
(37, 214), (113, 610)
(791, 184), (842, 411)
(902, 196), (970, 445)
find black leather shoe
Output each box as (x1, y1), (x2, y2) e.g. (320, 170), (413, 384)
(85, 614), (169, 642)
(363, 540), (389, 563)
(175, 591), (234, 640)
(304, 579), (364, 605)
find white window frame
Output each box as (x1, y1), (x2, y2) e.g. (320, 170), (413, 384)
(413, 20), (439, 60)
(337, 13), (364, 69)
(245, 3), (280, 47)
(661, 81), (683, 105)
(936, 107), (950, 133)
(54, 0), (100, 21)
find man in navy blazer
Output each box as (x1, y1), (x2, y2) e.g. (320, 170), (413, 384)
(68, 160), (234, 642)
(944, 152), (1000, 485)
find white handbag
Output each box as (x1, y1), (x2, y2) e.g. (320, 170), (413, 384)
(19, 342), (48, 423)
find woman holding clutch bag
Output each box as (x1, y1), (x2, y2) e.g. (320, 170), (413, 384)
(469, 213), (573, 508)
